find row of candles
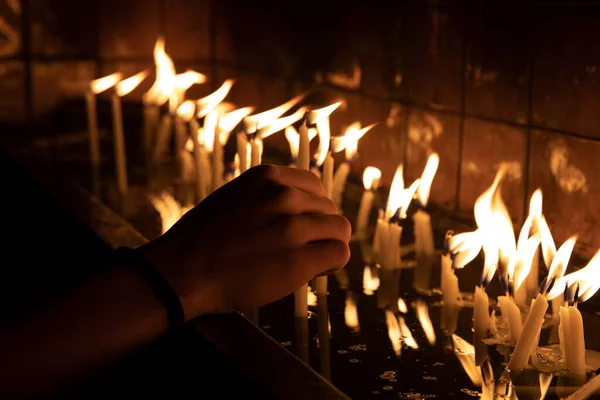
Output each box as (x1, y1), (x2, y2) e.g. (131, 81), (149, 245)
(85, 37), (600, 397)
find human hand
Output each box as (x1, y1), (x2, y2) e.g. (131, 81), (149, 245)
(139, 165), (351, 319)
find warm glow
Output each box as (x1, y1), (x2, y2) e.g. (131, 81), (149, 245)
(414, 300), (436, 346)
(245, 93), (306, 133)
(307, 288), (317, 307)
(196, 80), (235, 118)
(397, 297), (408, 314)
(144, 37), (176, 105)
(547, 246), (599, 303)
(219, 106), (255, 135)
(284, 126), (317, 160)
(176, 100), (196, 122)
(362, 265), (380, 295)
(90, 72), (123, 94)
(310, 102), (343, 167)
(416, 153), (440, 207)
(385, 165), (405, 220)
(523, 189), (556, 269)
(451, 334), (483, 386)
(344, 293), (360, 332)
(473, 167), (516, 286)
(541, 235), (577, 295)
(202, 110), (219, 152)
(149, 192), (192, 234)
(306, 102), (343, 125)
(510, 235), (541, 292)
(448, 230), (483, 269)
(115, 70), (148, 97)
(398, 317), (419, 350)
(330, 122), (375, 160)
(258, 107), (307, 139)
(362, 167), (382, 191)
(385, 310), (402, 357)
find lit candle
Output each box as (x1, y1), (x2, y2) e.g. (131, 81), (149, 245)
(285, 126), (317, 167)
(344, 292), (360, 332)
(355, 167), (381, 239)
(509, 236), (577, 379)
(86, 72), (122, 166)
(237, 131), (249, 174)
(314, 151), (333, 296)
(294, 120), (311, 318)
(175, 100), (197, 183)
(111, 71), (148, 194)
(250, 137), (263, 168)
(497, 294), (523, 344)
(204, 110), (223, 192)
(550, 248), (600, 386)
(412, 153), (439, 292)
(330, 122), (375, 212)
(372, 165), (420, 270)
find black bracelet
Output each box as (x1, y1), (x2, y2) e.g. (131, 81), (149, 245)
(115, 246), (185, 331)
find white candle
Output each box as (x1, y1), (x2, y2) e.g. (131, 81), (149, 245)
(294, 120), (310, 318)
(355, 167), (381, 239)
(497, 295), (523, 343)
(250, 138), (262, 168)
(174, 116), (189, 181)
(314, 152), (334, 296)
(332, 161), (350, 212)
(566, 373), (600, 400)
(508, 293), (548, 378)
(473, 285), (490, 366)
(561, 306), (586, 386)
(413, 208), (435, 292)
(110, 93), (128, 194)
(441, 253), (460, 307)
(85, 90), (101, 166)
(237, 132), (249, 173)
(212, 129), (224, 191)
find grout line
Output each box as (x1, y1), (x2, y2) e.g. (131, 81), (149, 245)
(455, 26), (467, 212)
(21, 0), (32, 122)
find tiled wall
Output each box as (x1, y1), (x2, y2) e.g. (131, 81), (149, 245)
(2, 0), (600, 258)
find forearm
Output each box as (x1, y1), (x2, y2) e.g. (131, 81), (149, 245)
(0, 260), (170, 397)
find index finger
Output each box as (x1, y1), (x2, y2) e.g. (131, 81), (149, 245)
(250, 165), (326, 196)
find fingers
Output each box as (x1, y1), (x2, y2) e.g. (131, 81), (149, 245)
(246, 165), (326, 197)
(290, 240), (351, 280)
(264, 184), (337, 215)
(276, 214), (351, 247)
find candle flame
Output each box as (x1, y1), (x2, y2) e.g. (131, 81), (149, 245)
(414, 300), (436, 346)
(202, 110), (219, 152)
(510, 234), (541, 292)
(306, 101), (342, 125)
(397, 297), (408, 313)
(219, 106), (255, 134)
(416, 153), (440, 207)
(245, 93), (306, 133)
(451, 334), (483, 386)
(115, 70), (148, 97)
(448, 231), (483, 269)
(176, 100), (196, 122)
(547, 243), (599, 303)
(258, 107), (307, 139)
(473, 167), (516, 286)
(144, 37), (176, 105)
(524, 190), (556, 270)
(398, 317), (419, 350)
(541, 235), (577, 295)
(215, 101), (237, 114)
(330, 122), (375, 160)
(309, 102), (343, 167)
(284, 126), (317, 161)
(196, 79), (235, 118)
(344, 293), (360, 332)
(362, 166), (382, 191)
(385, 310), (402, 357)
(170, 70), (206, 114)
(149, 192), (192, 234)
(362, 265), (380, 295)
(90, 72), (122, 94)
